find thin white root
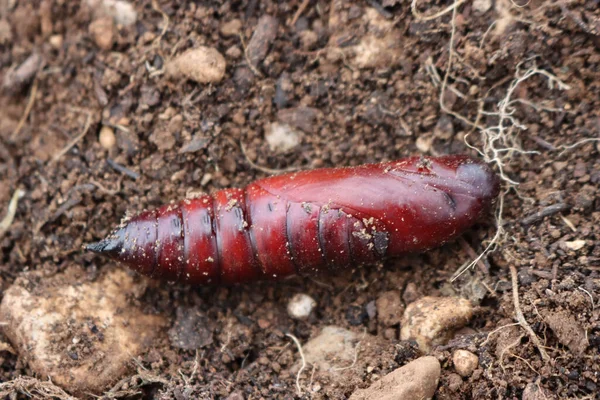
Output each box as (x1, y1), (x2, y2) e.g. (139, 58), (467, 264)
(286, 333), (307, 395)
(411, 0), (466, 21)
(0, 188), (26, 237)
(509, 265), (550, 362)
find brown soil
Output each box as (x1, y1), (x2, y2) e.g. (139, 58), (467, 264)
(1, 0), (599, 399)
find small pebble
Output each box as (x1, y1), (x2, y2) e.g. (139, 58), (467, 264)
(49, 34), (63, 49)
(287, 293), (317, 320)
(523, 382), (557, 400)
(452, 349), (478, 377)
(89, 17), (115, 50)
(99, 126), (116, 149)
(264, 122), (301, 153)
(220, 19), (242, 37)
(165, 47), (226, 84)
(349, 356), (441, 400)
(400, 296), (473, 351)
(564, 240), (586, 251)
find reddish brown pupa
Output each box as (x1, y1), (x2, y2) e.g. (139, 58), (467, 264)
(87, 155), (500, 284)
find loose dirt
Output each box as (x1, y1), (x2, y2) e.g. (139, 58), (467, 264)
(0, 0), (599, 399)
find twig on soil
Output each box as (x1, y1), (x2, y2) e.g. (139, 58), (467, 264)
(239, 33), (264, 77)
(521, 203), (569, 226)
(0, 188), (25, 238)
(106, 158), (140, 180)
(10, 78), (39, 140)
(498, 333), (524, 373)
(290, 0), (311, 27)
(577, 287), (595, 310)
(285, 333), (307, 396)
(509, 264), (550, 362)
(151, 0), (169, 47)
(240, 141), (299, 175)
(458, 237), (489, 275)
(0, 341), (15, 354)
(50, 110), (92, 164)
(559, 214), (576, 232)
(89, 178), (122, 196)
(452, 191), (505, 282)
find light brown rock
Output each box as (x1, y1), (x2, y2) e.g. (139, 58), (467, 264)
(89, 17), (115, 50)
(220, 19), (242, 37)
(349, 356), (441, 400)
(165, 47), (226, 84)
(452, 349), (478, 377)
(400, 296), (473, 351)
(0, 267), (165, 396)
(299, 326), (359, 373)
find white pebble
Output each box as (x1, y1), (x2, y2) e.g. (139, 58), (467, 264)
(99, 126), (116, 149)
(287, 293), (316, 319)
(452, 349), (479, 377)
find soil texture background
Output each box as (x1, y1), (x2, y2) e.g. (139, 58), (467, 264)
(0, 0), (599, 399)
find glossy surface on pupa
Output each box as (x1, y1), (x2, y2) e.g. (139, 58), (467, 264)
(87, 155), (500, 285)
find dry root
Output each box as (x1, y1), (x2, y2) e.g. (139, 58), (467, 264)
(0, 376), (77, 400)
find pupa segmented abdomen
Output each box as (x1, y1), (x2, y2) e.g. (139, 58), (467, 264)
(87, 155), (500, 285)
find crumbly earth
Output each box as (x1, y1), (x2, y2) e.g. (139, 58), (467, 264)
(0, 0), (599, 399)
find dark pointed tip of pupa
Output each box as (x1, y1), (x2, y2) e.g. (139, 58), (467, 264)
(84, 236), (121, 255)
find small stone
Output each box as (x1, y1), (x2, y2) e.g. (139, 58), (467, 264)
(49, 34), (63, 49)
(564, 240), (586, 251)
(400, 296), (474, 351)
(473, 0), (492, 13)
(167, 114), (184, 134)
(264, 122), (301, 153)
(86, 0), (138, 26)
(0, 268), (165, 396)
(225, 45), (242, 59)
(220, 19), (242, 37)
(89, 17), (115, 50)
(165, 47), (226, 84)
(452, 349), (478, 377)
(446, 373), (463, 392)
(3, 52), (43, 93)
(298, 326), (358, 372)
(349, 356), (441, 400)
(416, 134), (433, 153)
(99, 125), (116, 149)
(287, 293), (317, 320)
(376, 291), (404, 327)
(179, 135), (209, 154)
(247, 15), (279, 67)
(523, 383), (557, 400)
